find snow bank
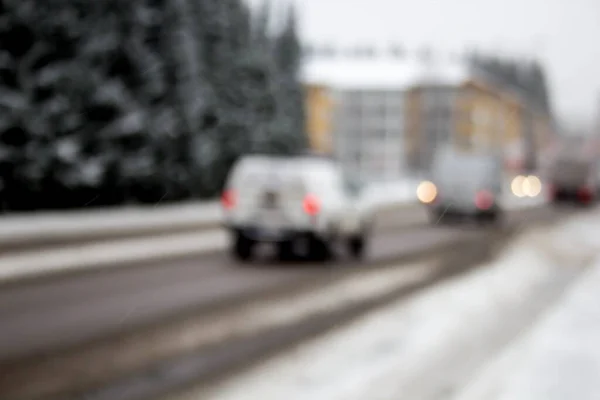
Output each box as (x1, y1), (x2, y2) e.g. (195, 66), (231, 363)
(362, 178), (419, 209)
(455, 224), (600, 400)
(171, 209), (600, 400)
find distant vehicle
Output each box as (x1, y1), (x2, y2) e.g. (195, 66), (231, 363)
(418, 147), (504, 224)
(221, 154), (375, 262)
(547, 154), (599, 205)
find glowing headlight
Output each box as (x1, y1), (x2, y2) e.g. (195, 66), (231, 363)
(511, 175), (542, 197)
(511, 175), (526, 197)
(417, 181), (437, 204)
(524, 175), (542, 197)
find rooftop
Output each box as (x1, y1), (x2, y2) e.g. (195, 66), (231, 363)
(301, 55), (472, 90)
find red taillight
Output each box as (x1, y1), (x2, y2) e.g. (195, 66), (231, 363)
(475, 190), (494, 210)
(302, 194), (320, 216)
(547, 183), (556, 199)
(221, 189), (236, 209)
(577, 187), (593, 203)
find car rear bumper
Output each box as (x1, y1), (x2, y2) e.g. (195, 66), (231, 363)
(429, 202), (501, 216)
(226, 224), (325, 242)
(552, 188), (596, 203)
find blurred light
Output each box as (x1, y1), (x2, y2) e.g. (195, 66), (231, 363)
(511, 175), (526, 197)
(577, 187), (593, 203)
(221, 189), (236, 209)
(417, 181), (437, 204)
(524, 175), (542, 197)
(302, 193), (320, 215)
(475, 190), (494, 210)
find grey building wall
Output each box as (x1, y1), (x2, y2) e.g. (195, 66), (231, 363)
(332, 88), (407, 181)
(418, 86), (457, 174)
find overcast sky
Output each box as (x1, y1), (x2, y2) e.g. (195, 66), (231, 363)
(249, 0), (600, 130)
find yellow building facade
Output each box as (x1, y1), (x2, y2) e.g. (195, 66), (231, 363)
(303, 69), (555, 172)
(403, 77), (554, 172)
(454, 80), (523, 149)
(304, 83), (334, 154)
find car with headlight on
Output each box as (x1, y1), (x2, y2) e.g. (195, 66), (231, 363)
(221, 154), (375, 262)
(417, 148), (504, 224)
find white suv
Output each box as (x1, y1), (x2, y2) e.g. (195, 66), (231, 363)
(221, 154), (375, 261)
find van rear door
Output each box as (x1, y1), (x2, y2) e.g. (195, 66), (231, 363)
(226, 158), (308, 231)
(432, 156), (477, 204)
(432, 154), (500, 208)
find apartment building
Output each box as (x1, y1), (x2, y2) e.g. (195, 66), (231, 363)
(303, 58), (418, 182)
(303, 55), (556, 179)
(405, 66), (554, 175)
(304, 83), (334, 154)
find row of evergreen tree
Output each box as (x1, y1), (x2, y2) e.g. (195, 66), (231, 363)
(0, 0), (306, 212)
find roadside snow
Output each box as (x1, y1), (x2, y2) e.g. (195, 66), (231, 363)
(362, 178), (419, 208)
(455, 254), (600, 400)
(169, 209), (600, 400)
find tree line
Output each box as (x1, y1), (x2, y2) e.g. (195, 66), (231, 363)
(0, 0), (306, 212)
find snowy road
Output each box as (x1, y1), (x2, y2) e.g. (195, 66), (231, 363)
(167, 207), (600, 400)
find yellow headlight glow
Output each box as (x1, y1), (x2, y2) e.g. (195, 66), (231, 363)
(511, 175), (526, 197)
(524, 175), (542, 197)
(511, 175), (542, 198)
(417, 181), (437, 204)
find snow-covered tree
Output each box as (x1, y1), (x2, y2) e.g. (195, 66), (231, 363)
(0, 0), (309, 211)
(0, 0), (115, 210)
(192, 0), (283, 193)
(270, 5), (307, 154)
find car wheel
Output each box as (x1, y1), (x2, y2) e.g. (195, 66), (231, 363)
(277, 239), (295, 261)
(233, 232), (255, 262)
(475, 211), (493, 226)
(347, 234), (366, 260)
(492, 210), (505, 227)
(307, 234), (332, 262)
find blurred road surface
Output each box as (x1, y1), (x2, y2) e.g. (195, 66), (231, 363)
(0, 204), (561, 362)
(171, 206), (600, 400)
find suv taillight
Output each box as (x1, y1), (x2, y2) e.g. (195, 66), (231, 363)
(547, 183), (556, 198)
(221, 189), (236, 209)
(577, 186), (593, 203)
(475, 190), (494, 210)
(302, 194), (320, 216)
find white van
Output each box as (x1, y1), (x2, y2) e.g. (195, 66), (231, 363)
(422, 148), (504, 224)
(221, 154), (375, 261)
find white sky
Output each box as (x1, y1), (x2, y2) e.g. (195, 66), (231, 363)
(248, 0), (600, 129)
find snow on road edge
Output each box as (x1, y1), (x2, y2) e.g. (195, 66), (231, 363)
(454, 254), (600, 400)
(168, 209), (600, 400)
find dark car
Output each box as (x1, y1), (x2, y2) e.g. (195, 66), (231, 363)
(548, 156), (599, 205)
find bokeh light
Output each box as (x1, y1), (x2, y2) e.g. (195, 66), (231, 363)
(511, 175), (526, 197)
(524, 175), (542, 197)
(511, 175), (542, 197)
(417, 181), (437, 204)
